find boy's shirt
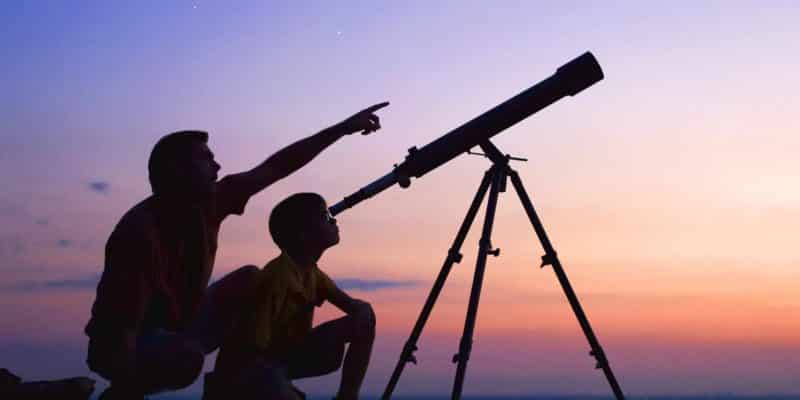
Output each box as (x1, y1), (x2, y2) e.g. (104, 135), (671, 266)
(216, 252), (338, 375)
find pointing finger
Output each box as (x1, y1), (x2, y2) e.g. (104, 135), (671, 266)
(363, 101), (390, 114)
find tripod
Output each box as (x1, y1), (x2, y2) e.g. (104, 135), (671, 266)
(382, 140), (626, 400)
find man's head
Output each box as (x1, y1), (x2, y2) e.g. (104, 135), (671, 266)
(148, 130), (221, 197)
(269, 193), (340, 256)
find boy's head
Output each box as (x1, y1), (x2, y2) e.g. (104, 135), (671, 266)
(269, 193), (339, 255)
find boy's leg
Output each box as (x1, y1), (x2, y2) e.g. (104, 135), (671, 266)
(287, 312), (375, 400)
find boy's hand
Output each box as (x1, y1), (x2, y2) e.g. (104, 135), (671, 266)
(337, 102), (390, 136)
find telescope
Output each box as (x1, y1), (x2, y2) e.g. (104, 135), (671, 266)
(329, 51), (604, 216)
(330, 52), (626, 400)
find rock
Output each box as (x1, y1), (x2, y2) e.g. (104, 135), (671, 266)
(1, 368), (22, 387)
(0, 368), (95, 400)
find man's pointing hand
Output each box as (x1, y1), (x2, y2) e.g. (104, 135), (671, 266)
(338, 102), (390, 136)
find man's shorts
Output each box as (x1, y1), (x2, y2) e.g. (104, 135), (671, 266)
(88, 329), (203, 393)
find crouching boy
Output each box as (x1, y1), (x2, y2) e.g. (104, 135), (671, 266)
(205, 193), (376, 400)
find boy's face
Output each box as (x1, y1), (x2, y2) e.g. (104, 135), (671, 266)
(306, 201), (339, 250)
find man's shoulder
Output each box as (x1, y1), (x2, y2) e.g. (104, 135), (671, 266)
(110, 197), (157, 243)
(212, 172), (253, 217)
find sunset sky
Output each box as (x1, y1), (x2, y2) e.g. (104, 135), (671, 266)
(1, 1), (799, 397)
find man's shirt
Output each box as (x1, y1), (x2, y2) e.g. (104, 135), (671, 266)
(85, 175), (251, 340)
(214, 253), (338, 376)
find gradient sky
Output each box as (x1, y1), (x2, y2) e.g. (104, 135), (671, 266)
(1, 0), (799, 397)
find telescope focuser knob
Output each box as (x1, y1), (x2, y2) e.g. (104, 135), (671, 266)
(397, 173), (411, 188)
(393, 163), (412, 188)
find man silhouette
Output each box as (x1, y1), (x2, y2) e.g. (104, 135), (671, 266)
(85, 102), (389, 399)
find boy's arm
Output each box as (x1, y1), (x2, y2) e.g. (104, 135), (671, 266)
(327, 286), (375, 328)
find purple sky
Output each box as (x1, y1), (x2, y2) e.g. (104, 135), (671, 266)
(2, 1), (799, 397)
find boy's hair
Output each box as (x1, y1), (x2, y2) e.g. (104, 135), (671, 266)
(148, 130), (209, 194)
(269, 192), (326, 250)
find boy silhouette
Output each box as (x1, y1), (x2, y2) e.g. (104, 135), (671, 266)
(206, 193), (375, 400)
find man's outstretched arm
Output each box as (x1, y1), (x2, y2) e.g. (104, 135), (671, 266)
(232, 102), (389, 198)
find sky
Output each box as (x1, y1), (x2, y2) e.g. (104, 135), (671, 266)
(1, 0), (799, 397)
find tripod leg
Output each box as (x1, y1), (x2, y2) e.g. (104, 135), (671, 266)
(451, 167), (504, 400)
(506, 168), (626, 400)
(382, 169), (494, 400)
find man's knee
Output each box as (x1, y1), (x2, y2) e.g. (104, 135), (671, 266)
(209, 265), (259, 307)
(140, 341), (204, 392)
(230, 264), (260, 280)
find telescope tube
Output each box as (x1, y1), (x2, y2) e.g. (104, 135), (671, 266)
(330, 52), (603, 216)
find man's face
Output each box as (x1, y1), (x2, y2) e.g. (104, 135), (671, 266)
(182, 142), (221, 196)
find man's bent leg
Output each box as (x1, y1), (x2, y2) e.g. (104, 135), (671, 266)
(91, 331), (204, 398)
(185, 265), (260, 353)
(136, 330), (204, 394)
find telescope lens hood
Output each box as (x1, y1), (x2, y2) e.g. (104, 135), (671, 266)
(556, 52), (604, 96)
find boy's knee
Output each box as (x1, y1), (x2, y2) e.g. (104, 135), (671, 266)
(349, 307), (376, 342)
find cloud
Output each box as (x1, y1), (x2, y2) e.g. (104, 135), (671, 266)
(88, 181), (110, 194)
(0, 199), (26, 217)
(0, 236), (25, 257)
(0, 275), (420, 293)
(335, 278), (420, 292)
(0, 273), (100, 292)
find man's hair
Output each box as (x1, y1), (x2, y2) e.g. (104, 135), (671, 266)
(148, 130), (209, 194)
(269, 192), (326, 251)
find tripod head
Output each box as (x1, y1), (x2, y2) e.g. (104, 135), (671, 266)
(467, 143), (528, 163)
